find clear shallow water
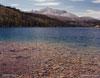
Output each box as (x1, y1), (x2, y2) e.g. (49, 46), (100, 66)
(0, 27), (100, 50)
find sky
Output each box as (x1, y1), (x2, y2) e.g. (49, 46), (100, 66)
(0, 0), (100, 19)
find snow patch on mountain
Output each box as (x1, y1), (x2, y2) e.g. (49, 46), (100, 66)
(30, 7), (78, 18)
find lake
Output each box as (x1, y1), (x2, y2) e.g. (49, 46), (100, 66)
(0, 27), (100, 50)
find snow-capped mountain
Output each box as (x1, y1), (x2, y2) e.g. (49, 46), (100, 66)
(31, 7), (78, 18)
(29, 7), (99, 22)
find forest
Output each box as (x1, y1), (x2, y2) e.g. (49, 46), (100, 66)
(0, 5), (73, 27)
(0, 4), (100, 27)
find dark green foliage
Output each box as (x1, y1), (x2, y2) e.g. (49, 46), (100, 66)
(0, 5), (72, 27)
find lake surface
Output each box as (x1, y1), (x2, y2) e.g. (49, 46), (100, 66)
(0, 27), (100, 50)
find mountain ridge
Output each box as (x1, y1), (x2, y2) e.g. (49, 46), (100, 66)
(30, 7), (78, 18)
(0, 5), (100, 27)
(0, 5), (73, 27)
(29, 7), (100, 27)
(29, 7), (99, 21)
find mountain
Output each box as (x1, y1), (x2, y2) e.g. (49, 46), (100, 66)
(0, 5), (73, 27)
(31, 7), (99, 21)
(31, 7), (78, 18)
(30, 7), (100, 27)
(30, 7), (78, 18)
(79, 17), (98, 21)
(0, 5), (99, 27)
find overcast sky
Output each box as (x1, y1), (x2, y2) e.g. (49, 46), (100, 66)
(0, 0), (100, 19)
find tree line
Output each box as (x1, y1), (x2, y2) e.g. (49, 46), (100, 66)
(0, 5), (72, 27)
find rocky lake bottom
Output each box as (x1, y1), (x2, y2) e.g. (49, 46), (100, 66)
(0, 42), (100, 78)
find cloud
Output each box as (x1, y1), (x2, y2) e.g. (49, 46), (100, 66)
(70, 0), (85, 1)
(35, 0), (55, 2)
(77, 10), (100, 19)
(34, 0), (60, 6)
(35, 2), (60, 5)
(10, 4), (19, 7)
(92, 0), (100, 3)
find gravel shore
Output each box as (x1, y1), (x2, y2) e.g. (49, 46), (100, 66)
(0, 42), (100, 78)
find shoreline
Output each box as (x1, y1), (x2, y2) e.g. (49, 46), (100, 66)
(0, 42), (100, 78)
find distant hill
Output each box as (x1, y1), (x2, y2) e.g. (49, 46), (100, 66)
(30, 7), (78, 18)
(30, 7), (100, 27)
(0, 5), (73, 27)
(0, 5), (100, 27)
